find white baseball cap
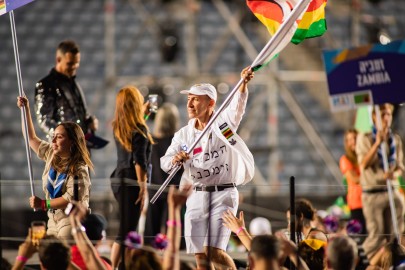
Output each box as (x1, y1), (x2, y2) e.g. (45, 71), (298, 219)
(249, 217), (272, 236)
(180, 83), (217, 102)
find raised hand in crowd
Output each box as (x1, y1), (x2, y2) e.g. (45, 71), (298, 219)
(11, 229), (37, 270)
(222, 210), (252, 251)
(163, 184), (192, 270)
(68, 201), (107, 270)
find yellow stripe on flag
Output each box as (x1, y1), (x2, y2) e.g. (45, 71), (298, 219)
(297, 2), (326, 29)
(254, 12), (282, 36)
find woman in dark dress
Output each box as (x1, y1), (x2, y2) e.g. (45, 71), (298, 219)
(109, 85), (153, 269)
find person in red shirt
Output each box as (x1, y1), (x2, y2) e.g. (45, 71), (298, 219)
(339, 129), (366, 234)
(70, 212), (112, 270)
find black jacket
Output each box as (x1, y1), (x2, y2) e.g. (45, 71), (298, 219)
(110, 126), (152, 182)
(34, 68), (90, 136)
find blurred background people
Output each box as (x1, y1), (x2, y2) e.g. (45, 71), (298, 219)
(70, 212), (112, 269)
(340, 128), (366, 234)
(249, 216), (272, 237)
(145, 103), (182, 245)
(356, 103), (405, 260)
(34, 40), (98, 141)
(326, 235), (358, 270)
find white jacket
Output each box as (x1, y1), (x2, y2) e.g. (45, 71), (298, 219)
(161, 91), (254, 186)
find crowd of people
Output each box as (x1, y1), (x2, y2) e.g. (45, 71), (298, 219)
(3, 38), (405, 270)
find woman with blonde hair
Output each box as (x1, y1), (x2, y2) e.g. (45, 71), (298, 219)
(17, 96), (93, 240)
(110, 85), (154, 268)
(145, 103), (182, 243)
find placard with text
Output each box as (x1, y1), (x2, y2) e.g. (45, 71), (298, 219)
(0, 0), (35, 16)
(322, 40), (405, 111)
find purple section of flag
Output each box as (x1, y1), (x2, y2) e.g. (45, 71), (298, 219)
(1, 0), (35, 15)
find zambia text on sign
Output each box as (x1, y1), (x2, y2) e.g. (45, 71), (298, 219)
(322, 40), (405, 111)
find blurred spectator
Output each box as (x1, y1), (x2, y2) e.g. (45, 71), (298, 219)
(146, 103), (182, 245)
(340, 129), (366, 234)
(12, 231), (74, 270)
(356, 103), (405, 259)
(298, 238), (326, 270)
(368, 240), (405, 269)
(69, 201), (111, 270)
(70, 212), (112, 269)
(286, 198), (318, 242)
(326, 235), (358, 270)
(248, 235), (309, 270)
(249, 217), (272, 237)
(1, 257), (12, 270)
(34, 40), (98, 141)
(298, 224), (328, 270)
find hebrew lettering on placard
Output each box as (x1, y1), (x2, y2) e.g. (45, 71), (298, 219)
(204, 170), (210, 177)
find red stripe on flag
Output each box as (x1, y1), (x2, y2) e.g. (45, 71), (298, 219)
(306, 0), (326, 12)
(247, 0), (284, 24)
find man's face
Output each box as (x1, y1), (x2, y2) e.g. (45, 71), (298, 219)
(373, 105), (393, 129)
(56, 52), (80, 78)
(186, 94), (213, 119)
(381, 106), (393, 128)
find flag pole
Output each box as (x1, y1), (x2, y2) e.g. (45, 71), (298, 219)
(150, 0), (311, 204)
(9, 10), (35, 198)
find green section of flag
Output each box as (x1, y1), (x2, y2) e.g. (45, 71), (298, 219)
(292, 19), (327, 44)
(354, 93), (371, 104)
(355, 106), (372, 133)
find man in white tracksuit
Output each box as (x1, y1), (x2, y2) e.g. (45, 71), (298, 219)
(161, 66), (255, 269)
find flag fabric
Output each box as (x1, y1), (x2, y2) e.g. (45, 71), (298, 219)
(247, 0), (327, 45)
(355, 106), (372, 133)
(249, 0), (312, 71)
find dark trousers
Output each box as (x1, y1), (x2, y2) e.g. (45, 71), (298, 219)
(112, 182), (141, 241)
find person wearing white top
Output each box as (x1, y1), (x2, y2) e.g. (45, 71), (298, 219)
(161, 66), (255, 270)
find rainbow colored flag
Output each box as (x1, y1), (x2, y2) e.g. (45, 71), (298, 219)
(247, 0), (327, 45)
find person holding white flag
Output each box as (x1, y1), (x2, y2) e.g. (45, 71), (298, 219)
(356, 103), (405, 260)
(161, 66), (254, 269)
